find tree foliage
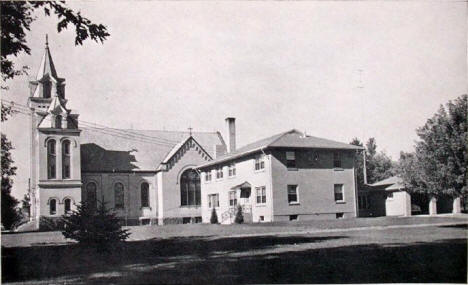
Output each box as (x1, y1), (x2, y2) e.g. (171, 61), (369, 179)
(1, 1), (109, 84)
(210, 207), (218, 224)
(365, 138), (397, 184)
(234, 205), (244, 224)
(62, 200), (130, 250)
(350, 137), (396, 187)
(399, 95), (467, 197)
(1, 132), (21, 230)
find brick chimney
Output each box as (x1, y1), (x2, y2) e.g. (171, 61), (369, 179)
(225, 117), (236, 153)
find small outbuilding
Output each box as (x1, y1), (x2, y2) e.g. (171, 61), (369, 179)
(358, 176), (463, 217)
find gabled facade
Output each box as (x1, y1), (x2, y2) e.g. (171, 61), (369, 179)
(197, 122), (364, 224)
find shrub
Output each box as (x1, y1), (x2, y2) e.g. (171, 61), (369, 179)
(210, 207), (218, 224)
(39, 217), (64, 231)
(62, 200), (130, 251)
(234, 205), (244, 224)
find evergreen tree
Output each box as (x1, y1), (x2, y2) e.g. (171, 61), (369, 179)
(399, 95), (467, 198)
(234, 205), (244, 224)
(62, 200), (130, 250)
(210, 207), (218, 224)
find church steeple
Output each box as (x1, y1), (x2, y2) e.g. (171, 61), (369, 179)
(29, 35), (66, 100)
(35, 34), (60, 81)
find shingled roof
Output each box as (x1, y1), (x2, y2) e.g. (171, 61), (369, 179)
(80, 128), (225, 172)
(198, 129), (363, 168)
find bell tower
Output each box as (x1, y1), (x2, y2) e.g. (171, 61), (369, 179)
(28, 36), (82, 228)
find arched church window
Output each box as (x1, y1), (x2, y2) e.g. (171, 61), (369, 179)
(141, 182), (150, 208)
(114, 183), (125, 209)
(62, 140), (71, 179)
(86, 182), (97, 210)
(180, 169), (200, 206)
(49, 199), (57, 215)
(55, 115), (62, 129)
(47, 140), (56, 179)
(64, 198), (71, 213)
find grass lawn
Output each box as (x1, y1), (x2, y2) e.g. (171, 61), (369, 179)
(2, 217), (467, 284)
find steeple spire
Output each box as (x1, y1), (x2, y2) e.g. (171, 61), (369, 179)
(35, 34), (59, 81)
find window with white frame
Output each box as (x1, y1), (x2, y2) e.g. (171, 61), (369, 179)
(205, 171), (212, 182)
(208, 194), (219, 208)
(255, 155), (265, 171)
(287, 185), (299, 204)
(334, 184), (344, 202)
(333, 152), (342, 168)
(286, 151), (296, 168)
(216, 167), (224, 179)
(229, 191), (237, 207)
(228, 163), (236, 177)
(256, 186), (266, 204)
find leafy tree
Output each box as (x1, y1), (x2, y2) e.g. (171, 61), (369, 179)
(365, 137), (396, 184)
(210, 207), (218, 224)
(1, 106), (21, 230)
(1, 1), (109, 86)
(234, 205), (244, 224)
(62, 200), (130, 250)
(350, 137), (396, 186)
(399, 95), (467, 198)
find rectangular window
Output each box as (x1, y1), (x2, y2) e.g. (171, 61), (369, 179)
(208, 194), (219, 208)
(229, 191), (237, 207)
(256, 186), (266, 204)
(333, 152), (342, 168)
(216, 168), (223, 179)
(205, 171), (212, 182)
(387, 192), (394, 200)
(287, 185), (299, 204)
(286, 151), (296, 168)
(228, 163), (236, 177)
(336, 213), (344, 219)
(334, 184), (344, 202)
(255, 155), (265, 171)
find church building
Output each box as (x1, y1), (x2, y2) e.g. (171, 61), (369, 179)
(28, 39), (225, 228)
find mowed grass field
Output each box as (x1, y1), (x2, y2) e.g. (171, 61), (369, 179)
(2, 216), (467, 284)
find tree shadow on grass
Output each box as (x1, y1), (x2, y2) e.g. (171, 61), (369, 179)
(2, 236), (466, 284)
(2, 235), (344, 283)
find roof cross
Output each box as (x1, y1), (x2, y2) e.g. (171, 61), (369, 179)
(188, 127), (193, 136)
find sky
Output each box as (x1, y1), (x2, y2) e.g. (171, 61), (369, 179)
(2, 1), (467, 199)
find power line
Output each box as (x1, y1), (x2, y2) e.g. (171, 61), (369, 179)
(2, 99), (186, 147)
(3, 102), (179, 147)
